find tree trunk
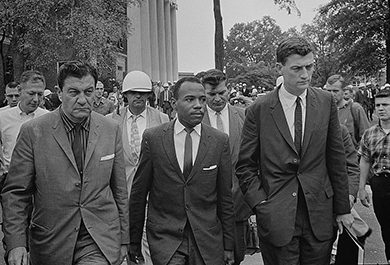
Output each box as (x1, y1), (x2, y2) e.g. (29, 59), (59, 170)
(213, 0), (224, 71)
(386, 0), (390, 83)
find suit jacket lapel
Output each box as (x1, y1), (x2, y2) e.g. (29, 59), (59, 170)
(84, 113), (100, 168)
(228, 105), (240, 154)
(51, 110), (79, 172)
(162, 121), (183, 179)
(188, 124), (210, 181)
(301, 88), (318, 157)
(270, 90), (296, 153)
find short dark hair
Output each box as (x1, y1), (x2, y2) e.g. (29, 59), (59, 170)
(5, 81), (19, 89)
(375, 89), (390, 99)
(57, 61), (98, 90)
(276, 37), (314, 65)
(201, 69), (227, 88)
(19, 70), (46, 88)
(172, 77), (202, 99)
(326, 74), (348, 89)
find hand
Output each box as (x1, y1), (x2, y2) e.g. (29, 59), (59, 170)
(8, 247), (28, 265)
(120, 245), (128, 263)
(359, 188), (371, 207)
(129, 243), (144, 264)
(336, 213), (354, 234)
(349, 194), (355, 209)
(224, 250), (234, 265)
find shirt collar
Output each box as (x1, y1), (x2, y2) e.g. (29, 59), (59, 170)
(59, 106), (90, 133)
(174, 118), (201, 136)
(207, 104), (228, 116)
(126, 108), (147, 120)
(279, 84), (307, 108)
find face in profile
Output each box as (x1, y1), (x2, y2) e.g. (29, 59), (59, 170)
(172, 81), (206, 128)
(60, 74), (95, 123)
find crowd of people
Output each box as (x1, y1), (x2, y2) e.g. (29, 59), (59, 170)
(0, 36), (390, 265)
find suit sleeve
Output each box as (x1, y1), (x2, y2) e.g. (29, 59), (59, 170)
(217, 134), (235, 251)
(110, 123), (130, 244)
(129, 131), (153, 247)
(341, 125), (359, 198)
(326, 99), (350, 214)
(236, 106), (266, 209)
(1, 123), (34, 253)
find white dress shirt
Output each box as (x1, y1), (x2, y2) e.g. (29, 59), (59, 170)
(207, 105), (230, 136)
(278, 85), (307, 143)
(0, 104), (48, 171)
(174, 119), (201, 172)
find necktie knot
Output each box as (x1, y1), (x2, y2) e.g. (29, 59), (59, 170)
(184, 127), (193, 134)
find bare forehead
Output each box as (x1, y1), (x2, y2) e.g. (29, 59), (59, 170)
(376, 97), (390, 104)
(63, 75), (95, 88)
(285, 53), (314, 66)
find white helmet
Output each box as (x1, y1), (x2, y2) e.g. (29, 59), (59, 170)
(122, 70), (152, 93)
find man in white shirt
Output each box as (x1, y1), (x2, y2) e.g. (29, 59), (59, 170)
(0, 82), (20, 112)
(201, 69), (252, 265)
(0, 70), (48, 187)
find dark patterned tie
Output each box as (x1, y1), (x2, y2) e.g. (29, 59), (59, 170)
(72, 124), (83, 175)
(183, 128), (193, 179)
(294, 97), (302, 155)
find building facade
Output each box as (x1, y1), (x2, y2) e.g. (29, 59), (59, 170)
(126, 0), (179, 83)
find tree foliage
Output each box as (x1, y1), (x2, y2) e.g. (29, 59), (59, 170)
(319, 0), (389, 79)
(0, 0), (141, 87)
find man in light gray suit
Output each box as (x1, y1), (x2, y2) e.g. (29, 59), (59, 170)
(108, 70), (168, 265)
(201, 69), (252, 265)
(1, 61), (129, 265)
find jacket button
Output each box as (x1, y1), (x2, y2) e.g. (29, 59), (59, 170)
(75, 183), (81, 188)
(292, 192), (297, 197)
(293, 158), (298, 163)
(178, 228), (183, 233)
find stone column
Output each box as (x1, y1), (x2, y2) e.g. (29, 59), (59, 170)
(164, 0), (173, 82)
(127, 4), (142, 71)
(140, 0), (152, 75)
(157, 0), (167, 82)
(149, 0), (160, 82)
(170, 3), (178, 81)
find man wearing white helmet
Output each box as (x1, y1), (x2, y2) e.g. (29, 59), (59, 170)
(108, 70), (169, 265)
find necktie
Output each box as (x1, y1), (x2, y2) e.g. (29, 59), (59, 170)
(72, 124), (83, 175)
(294, 97), (302, 155)
(216, 112), (224, 133)
(130, 115), (141, 162)
(183, 128), (193, 179)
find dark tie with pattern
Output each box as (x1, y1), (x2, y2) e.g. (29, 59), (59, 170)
(294, 97), (302, 155)
(183, 128), (193, 179)
(72, 124), (83, 175)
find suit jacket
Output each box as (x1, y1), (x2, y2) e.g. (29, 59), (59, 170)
(202, 105), (252, 221)
(158, 90), (173, 108)
(108, 105), (169, 196)
(129, 121), (235, 265)
(1, 109), (129, 265)
(236, 87), (350, 247)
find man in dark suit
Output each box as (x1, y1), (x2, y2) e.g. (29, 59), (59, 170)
(236, 37), (353, 265)
(201, 69), (252, 265)
(159, 83), (173, 118)
(129, 77), (235, 265)
(1, 61), (129, 265)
